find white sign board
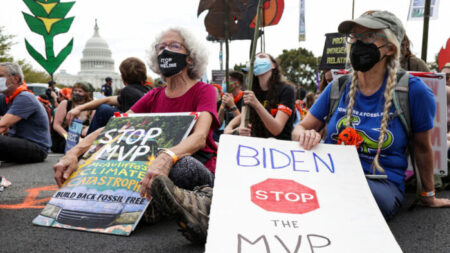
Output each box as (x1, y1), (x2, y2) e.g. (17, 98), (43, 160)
(206, 135), (401, 253)
(410, 72), (447, 175)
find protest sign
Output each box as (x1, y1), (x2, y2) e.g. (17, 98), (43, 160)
(33, 113), (198, 236)
(410, 72), (447, 175)
(212, 70), (226, 85)
(319, 33), (347, 70)
(408, 0), (439, 20)
(65, 118), (83, 153)
(206, 135), (401, 252)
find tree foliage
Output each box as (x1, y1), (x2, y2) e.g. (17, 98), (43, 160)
(277, 48), (318, 92)
(0, 26), (50, 83)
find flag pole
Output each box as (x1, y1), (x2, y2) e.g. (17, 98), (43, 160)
(244, 0), (264, 128)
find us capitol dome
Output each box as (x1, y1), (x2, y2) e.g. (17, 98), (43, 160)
(55, 20), (123, 91)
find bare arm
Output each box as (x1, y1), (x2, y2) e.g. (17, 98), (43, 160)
(224, 114), (241, 134)
(217, 102), (225, 126)
(241, 90), (290, 136)
(53, 127), (103, 187)
(0, 113), (22, 134)
(66, 96), (119, 126)
(53, 100), (69, 138)
(291, 112), (323, 150)
(414, 130), (450, 207)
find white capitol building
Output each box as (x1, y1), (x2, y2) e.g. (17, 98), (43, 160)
(55, 20), (123, 91)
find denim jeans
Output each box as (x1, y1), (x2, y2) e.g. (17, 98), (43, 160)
(87, 104), (119, 135)
(367, 178), (404, 220)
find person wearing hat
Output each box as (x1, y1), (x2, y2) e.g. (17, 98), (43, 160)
(0, 62), (51, 163)
(101, 77), (113, 97)
(292, 10), (450, 220)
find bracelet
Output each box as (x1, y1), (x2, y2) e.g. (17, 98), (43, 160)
(162, 149), (178, 164)
(420, 190), (435, 197)
(230, 105), (238, 111)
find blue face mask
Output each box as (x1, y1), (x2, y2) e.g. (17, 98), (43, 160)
(0, 77), (7, 92)
(253, 58), (272, 76)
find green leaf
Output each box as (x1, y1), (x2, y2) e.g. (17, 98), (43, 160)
(25, 39), (49, 72)
(22, 12), (47, 36)
(49, 17), (75, 36)
(49, 2), (76, 19)
(35, 0), (59, 3)
(23, 0), (47, 17)
(53, 38), (73, 72)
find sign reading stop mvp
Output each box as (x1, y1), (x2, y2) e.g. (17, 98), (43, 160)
(206, 135), (402, 253)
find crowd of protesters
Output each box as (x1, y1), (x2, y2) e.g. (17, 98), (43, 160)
(1, 9), (450, 246)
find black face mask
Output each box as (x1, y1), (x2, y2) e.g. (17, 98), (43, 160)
(158, 49), (188, 77)
(71, 93), (86, 103)
(350, 40), (386, 72)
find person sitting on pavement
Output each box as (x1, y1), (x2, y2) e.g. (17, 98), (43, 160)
(224, 52), (296, 140)
(101, 76), (113, 96)
(46, 80), (59, 109)
(213, 70), (245, 142)
(292, 10), (450, 220)
(0, 62), (51, 163)
(51, 82), (94, 153)
(53, 27), (218, 244)
(66, 57), (151, 135)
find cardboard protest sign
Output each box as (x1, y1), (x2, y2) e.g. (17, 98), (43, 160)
(206, 135), (401, 252)
(33, 113), (198, 235)
(65, 118), (82, 153)
(410, 72), (447, 175)
(319, 33), (348, 70)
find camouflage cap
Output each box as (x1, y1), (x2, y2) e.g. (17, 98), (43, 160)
(338, 10), (405, 43)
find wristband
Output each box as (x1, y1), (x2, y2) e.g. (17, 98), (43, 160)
(162, 149), (178, 164)
(420, 190), (435, 197)
(230, 105), (238, 111)
(63, 133), (68, 140)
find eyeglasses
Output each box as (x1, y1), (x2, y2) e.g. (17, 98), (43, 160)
(155, 42), (185, 53)
(346, 31), (387, 44)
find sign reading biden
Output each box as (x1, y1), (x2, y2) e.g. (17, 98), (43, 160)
(205, 135), (402, 252)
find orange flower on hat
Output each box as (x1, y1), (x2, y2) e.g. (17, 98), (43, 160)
(337, 127), (363, 148)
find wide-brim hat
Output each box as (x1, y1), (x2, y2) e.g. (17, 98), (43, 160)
(338, 10), (404, 43)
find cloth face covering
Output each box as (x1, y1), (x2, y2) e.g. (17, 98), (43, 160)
(71, 93), (86, 103)
(350, 40), (386, 72)
(158, 49), (188, 77)
(254, 58), (272, 76)
(0, 77), (7, 92)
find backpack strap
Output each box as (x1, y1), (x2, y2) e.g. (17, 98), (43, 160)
(325, 74), (350, 125)
(392, 70), (423, 202)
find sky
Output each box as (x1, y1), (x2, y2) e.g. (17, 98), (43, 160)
(0, 0), (449, 82)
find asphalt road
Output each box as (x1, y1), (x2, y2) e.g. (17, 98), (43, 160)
(1, 155), (449, 252)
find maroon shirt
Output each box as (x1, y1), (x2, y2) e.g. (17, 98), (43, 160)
(130, 81), (219, 173)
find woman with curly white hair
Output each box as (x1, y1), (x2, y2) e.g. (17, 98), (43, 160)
(130, 27), (218, 235)
(54, 27), (219, 243)
(292, 10), (450, 220)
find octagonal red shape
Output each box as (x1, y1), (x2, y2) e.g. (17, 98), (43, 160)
(250, 178), (319, 214)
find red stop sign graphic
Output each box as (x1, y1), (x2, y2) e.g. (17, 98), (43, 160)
(251, 178), (319, 214)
